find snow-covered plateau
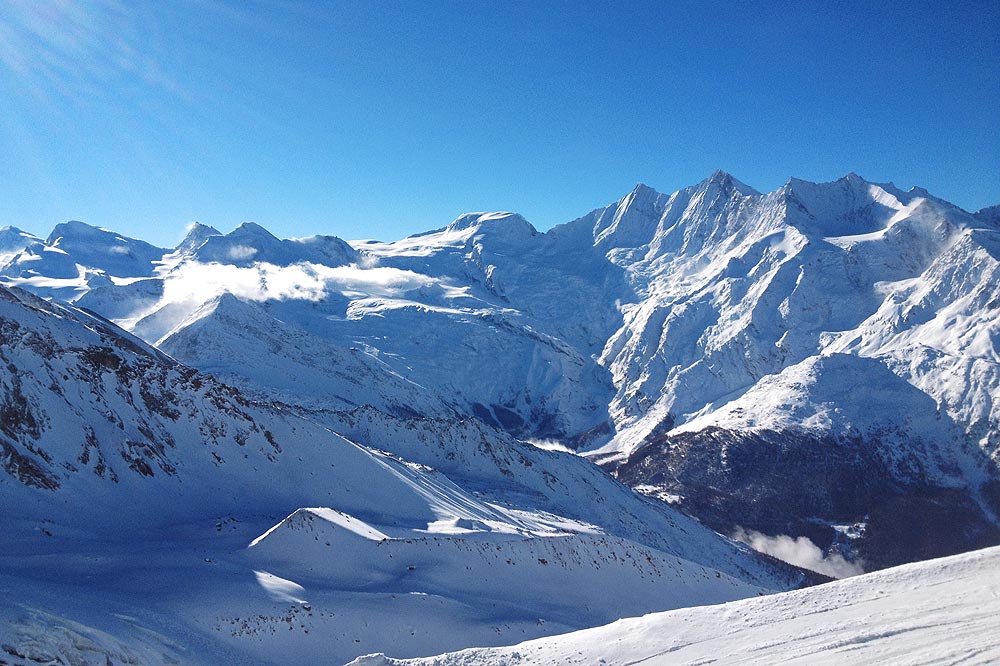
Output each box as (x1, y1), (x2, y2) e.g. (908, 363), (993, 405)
(2, 171), (999, 663)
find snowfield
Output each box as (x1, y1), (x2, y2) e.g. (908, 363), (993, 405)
(353, 544), (1000, 666)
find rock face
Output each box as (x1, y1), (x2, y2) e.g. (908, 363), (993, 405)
(3, 173), (999, 571)
(614, 426), (1000, 570)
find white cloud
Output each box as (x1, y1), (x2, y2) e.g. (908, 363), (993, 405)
(525, 438), (577, 454)
(227, 245), (257, 260)
(731, 527), (864, 579)
(159, 261), (435, 307)
(321, 264), (429, 297)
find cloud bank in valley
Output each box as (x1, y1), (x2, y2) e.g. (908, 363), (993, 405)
(732, 527), (865, 579)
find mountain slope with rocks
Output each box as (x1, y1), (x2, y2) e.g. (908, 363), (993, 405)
(0, 283), (804, 664)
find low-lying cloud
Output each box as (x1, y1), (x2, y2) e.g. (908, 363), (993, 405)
(524, 438), (577, 454)
(226, 245), (257, 260)
(159, 261), (433, 306)
(732, 527), (865, 578)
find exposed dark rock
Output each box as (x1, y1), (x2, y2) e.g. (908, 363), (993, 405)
(0, 438), (59, 490)
(609, 426), (1000, 570)
(492, 405), (525, 431)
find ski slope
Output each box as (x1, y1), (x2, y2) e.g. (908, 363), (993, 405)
(355, 544), (1000, 666)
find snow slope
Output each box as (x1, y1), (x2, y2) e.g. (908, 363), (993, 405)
(0, 283), (805, 665)
(356, 544), (1000, 666)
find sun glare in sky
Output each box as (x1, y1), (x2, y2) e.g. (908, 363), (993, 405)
(2, 1), (170, 106)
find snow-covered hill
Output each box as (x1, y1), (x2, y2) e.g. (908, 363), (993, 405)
(0, 283), (804, 665)
(3, 172), (999, 571)
(358, 544), (1000, 666)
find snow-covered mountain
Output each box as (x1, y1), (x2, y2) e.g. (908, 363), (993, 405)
(359, 544), (1000, 666)
(3, 172), (999, 572)
(0, 226), (44, 267)
(0, 283), (805, 664)
(585, 173), (1000, 568)
(1, 220), (167, 299)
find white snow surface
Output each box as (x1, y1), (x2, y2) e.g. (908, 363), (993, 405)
(356, 544), (1000, 666)
(0, 282), (803, 665)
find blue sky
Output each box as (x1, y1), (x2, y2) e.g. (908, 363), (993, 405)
(1, 0), (997, 247)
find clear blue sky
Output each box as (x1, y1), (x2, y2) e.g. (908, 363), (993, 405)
(1, 0), (997, 247)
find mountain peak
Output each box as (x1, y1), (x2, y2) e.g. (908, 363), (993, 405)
(779, 173), (916, 236)
(46, 220), (106, 245)
(175, 222), (222, 253)
(187, 222), (357, 268)
(59, 220), (96, 229)
(0, 226), (40, 242)
(783, 174), (867, 198)
(0, 226), (43, 259)
(620, 183), (670, 210)
(187, 221), (221, 236)
(630, 182), (662, 196)
(228, 222), (278, 240)
(695, 170), (760, 197)
(786, 172), (878, 194)
(446, 211), (537, 237)
(32, 222), (167, 281)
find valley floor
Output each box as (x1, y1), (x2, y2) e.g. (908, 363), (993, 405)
(354, 544), (1000, 666)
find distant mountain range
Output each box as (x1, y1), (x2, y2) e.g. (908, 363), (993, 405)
(2, 171), (998, 662)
